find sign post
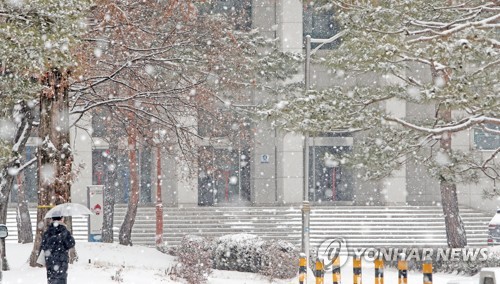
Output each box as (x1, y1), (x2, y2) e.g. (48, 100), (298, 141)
(87, 185), (104, 242)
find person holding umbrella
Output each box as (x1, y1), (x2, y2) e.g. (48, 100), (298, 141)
(41, 211), (75, 284)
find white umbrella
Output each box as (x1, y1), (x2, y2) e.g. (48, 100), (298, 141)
(44, 203), (94, 219)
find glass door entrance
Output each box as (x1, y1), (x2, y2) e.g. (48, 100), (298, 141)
(198, 147), (250, 206)
(308, 145), (353, 202)
(214, 169), (238, 204)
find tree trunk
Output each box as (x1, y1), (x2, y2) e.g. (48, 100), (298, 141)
(29, 131), (51, 267)
(16, 173), (33, 244)
(439, 108), (467, 248)
(119, 110), (140, 246)
(30, 69), (74, 266)
(0, 202), (9, 271)
(440, 180), (467, 247)
(155, 145), (163, 249)
(0, 100), (33, 270)
(0, 164), (17, 271)
(102, 142), (117, 243)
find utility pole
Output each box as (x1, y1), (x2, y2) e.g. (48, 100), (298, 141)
(302, 31), (348, 276)
(301, 35), (312, 270)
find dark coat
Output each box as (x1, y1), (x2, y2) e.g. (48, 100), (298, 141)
(41, 222), (75, 284)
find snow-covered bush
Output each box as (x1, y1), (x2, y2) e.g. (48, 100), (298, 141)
(170, 233), (299, 281)
(172, 235), (213, 284)
(260, 240), (299, 279)
(213, 233), (264, 273)
(212, 233), (298, 278)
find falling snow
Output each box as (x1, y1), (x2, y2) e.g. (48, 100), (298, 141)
(0, 0), (498, 283)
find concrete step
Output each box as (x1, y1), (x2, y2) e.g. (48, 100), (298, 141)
(161, 214), (490, 219)
(159, 211), (485, 216)
(110, 205), (494, 248)
(157, 207), (483, 211)
(5, 209), (89, 243)
(116, 207), (484, 213)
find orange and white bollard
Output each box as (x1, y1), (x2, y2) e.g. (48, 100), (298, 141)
(332, 256), (341, 284)
(353, 255), (362, 284)
(423, 258), (433, 284)
(375, 257), (384, 284)
(398, 254), (408, 284)
(299, 253), (307, 284)
(315, 258), (324, 284)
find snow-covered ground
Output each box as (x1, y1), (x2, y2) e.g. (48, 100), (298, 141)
(1, 242), (480, 283)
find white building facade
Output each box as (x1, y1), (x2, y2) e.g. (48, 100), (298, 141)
(12, 0), (499, 214)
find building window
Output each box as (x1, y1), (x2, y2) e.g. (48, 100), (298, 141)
(91, 110), (111, 138)
(309, 145), (353, 202)
(92, 149), (109, 186)
(198, 0), (252, 30)
(24, 146), (39, 202)
(139, 147), (152, 204)
(92, 147), (152, 204)
(484, 277), (494, 284)
(198, 146), (251, 205)
(114, 151), (131, 203)
(11, 146), (38, 203)
(474, 124), (500, 150)
(198, 103), (252, 142)
(303, 4), (339, 48)
(198, 107), (234, 138)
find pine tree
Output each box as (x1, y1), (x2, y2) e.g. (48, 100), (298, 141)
(1, 0), (91, 266)
(266, 0), (499, 248)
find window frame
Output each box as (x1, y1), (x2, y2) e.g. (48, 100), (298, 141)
(303, 4), (339, 49)
(473, 124), (500, 151)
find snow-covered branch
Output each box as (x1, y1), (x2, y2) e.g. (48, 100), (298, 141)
(408, 12), (500, 43)
(470, 59), (500, 77)
(481, 124), (500, 136)
(385, 116), (500, 134)
(483, 147), (500, 168)
(70, 95), (140, 114)
(16, 157), (37, 173)
(71, 46), (180, 93)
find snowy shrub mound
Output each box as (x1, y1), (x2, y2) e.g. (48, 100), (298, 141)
(172, 235), (213, 284)
(260, 239), (299, 279)
(213, 233), (298, 279)
(171, 233), (299, 280)
(213, 233), (264, 273)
